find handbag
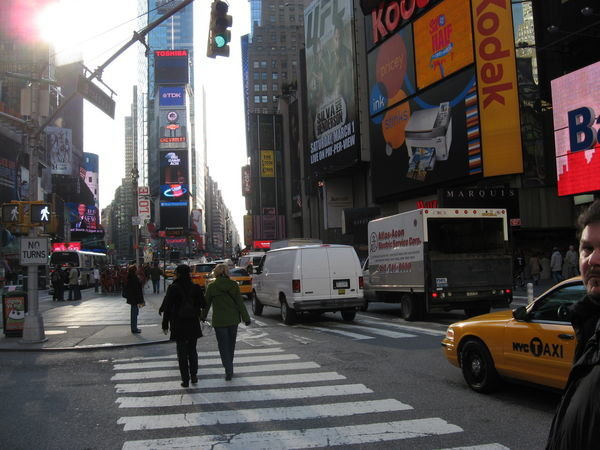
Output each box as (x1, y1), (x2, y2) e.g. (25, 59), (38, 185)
(201, 320), (213, 336)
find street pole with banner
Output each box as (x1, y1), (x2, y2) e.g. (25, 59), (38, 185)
(20, 230), (49, 343)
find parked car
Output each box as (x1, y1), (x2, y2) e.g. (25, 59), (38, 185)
(252, 244), (364, 324)
(441, 277), (584, 393)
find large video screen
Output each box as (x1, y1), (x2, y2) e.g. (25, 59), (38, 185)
(66, 202), (101, 234)
(551, 61), (600, 196)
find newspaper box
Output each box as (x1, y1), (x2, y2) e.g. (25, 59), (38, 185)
(2, 289), (27, 337)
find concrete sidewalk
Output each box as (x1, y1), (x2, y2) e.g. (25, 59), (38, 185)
(0, 281), (171, 351)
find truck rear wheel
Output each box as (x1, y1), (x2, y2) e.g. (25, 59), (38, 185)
(401, 295), (422, 321)
(280, 296), (296, 325)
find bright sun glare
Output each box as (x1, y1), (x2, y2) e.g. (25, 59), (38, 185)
(36, 0), (106, 56)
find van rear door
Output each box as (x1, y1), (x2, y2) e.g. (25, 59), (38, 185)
(299, 248), (331, 301)
(327, 247), (360, 299)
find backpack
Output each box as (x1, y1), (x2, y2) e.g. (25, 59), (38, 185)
(51, 271), (62, 283)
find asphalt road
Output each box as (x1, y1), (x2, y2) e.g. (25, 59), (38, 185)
(0, 306), (560, 449)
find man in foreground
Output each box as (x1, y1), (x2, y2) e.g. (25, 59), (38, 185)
(547, 199), (600, 449)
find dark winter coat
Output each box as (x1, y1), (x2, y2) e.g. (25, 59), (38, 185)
(203, 276), (250, 328)
(160, 277), (206, 341)
(546, 295), (600, 449)
(124, 273), (144, 306)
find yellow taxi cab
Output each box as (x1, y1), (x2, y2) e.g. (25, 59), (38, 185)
(442, 277), (584, 393)
(190, 262), (217, 289)
(205, 266), (253, 299)
(164, 263), (177, 279)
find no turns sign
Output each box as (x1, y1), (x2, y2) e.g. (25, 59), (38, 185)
(19, 238), (49, 265)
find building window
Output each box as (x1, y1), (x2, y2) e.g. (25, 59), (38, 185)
(254, 84), (260, 92)
(261, 72), (267, 80)
(253, 72), (259, 80)
(253, 61), (259, 68)
(260, 60), (267, 68)
(271, 60), (278, 68)
(271, 33), (276, 41)
(282, 72), (288, 79)
(281, 61), (288, 69)
(272, 95), (278, 103)
(272, 83), (278, 91)
(272, 72), (278, 80)
(262, 84), (268, 91)
(254, 96), (261, 103)
(262, 95), (268, 103)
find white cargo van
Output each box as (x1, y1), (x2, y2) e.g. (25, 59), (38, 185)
(251, 244), (364, 324)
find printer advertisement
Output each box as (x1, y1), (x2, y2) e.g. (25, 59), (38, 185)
(369, 67), (482, 201)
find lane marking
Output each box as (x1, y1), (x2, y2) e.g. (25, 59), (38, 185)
(325, 322), (416, 339)
(116, 383), (372, 408)
(111, 361), (320, 381)
(121, 417), (460, 448)
(291, 324), (375, 340)
(438, 445), (510, 450)
(117, 399), (412, 431)
(115, 371), (346, 393)
(357, 317), (447, 337)
(114, 353), (299, 371)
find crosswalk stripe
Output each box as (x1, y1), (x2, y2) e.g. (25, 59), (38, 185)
(121, 418), (460, 449)
(111, 347), (284, 363)
(114, 353), (299, 371)
(357, 317), (447, 337)
(116, 383), (373, 408)
(111, 361), (321, 381)
(117, 398), (412, 431)
(324, 321), (416, 338)
(291, 324), (375, 340)
(115, 371), (346, 393)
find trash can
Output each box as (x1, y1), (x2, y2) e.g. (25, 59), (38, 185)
(2, 289), (27, 337)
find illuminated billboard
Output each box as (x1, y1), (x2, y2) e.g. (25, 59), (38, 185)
(154, 50), (189, 85)
(158, 86), (186, 107)
(159, 150), (189, 200)
(551, 61), (600, 196)
(368, 25), (415, 119)
(369, 68), (481, 200)
(413, 0), (473, 90)
(66, 202), (101, 234)
(304, 0), (361, 176)
(158, 109), (187, 148)
(160, 201), (189, 231)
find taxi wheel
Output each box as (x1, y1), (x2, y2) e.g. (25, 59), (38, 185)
(281, 296), (297, 325)
(252, 292), (264, 316)
(460, 340), (499, 393)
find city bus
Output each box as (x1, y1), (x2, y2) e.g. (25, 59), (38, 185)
(49, 250), (108, 287)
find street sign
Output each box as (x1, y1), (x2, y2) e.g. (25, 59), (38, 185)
(30, 203), (51, 223)
(19, 237), (49, 265)
(77, 75), (116, 119)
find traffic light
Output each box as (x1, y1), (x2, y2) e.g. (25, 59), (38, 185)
(207, 0), (232, 58)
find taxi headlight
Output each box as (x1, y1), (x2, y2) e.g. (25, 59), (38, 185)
(445, 326), (455, 342)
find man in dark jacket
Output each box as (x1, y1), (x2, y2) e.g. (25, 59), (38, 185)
(124, 265), (145, 334)
(160, 264), (206, 388)
(547, 199), (600, 449)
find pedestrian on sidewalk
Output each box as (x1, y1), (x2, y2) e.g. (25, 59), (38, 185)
(203, 263), (251, 381)
(93, 266), (101, 293)
(123, 265), (144, 334)
(150, 262), (163, 294)
(50, 266), (64, 301)
(547, 199), (600, 449)
(564, 244), (579, 278)
(529, 253), (542, 286)
(67, 264), (81, 301)
(159, 264), (206, 388)
(550, 247), (564, 284)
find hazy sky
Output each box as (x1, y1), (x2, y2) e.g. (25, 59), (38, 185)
(40, 0), (250, 235)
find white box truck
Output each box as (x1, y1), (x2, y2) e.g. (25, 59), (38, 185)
(363, 208), (513, 320)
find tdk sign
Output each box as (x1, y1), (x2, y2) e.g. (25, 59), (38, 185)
(159, 87), (185, 107)
(568, 106), (599, 152)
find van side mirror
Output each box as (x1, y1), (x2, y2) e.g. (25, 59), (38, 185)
(512, 306), (529, 321)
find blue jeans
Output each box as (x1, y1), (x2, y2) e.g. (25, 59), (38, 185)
(152, 279), (160, 294)
(214, 324), (239, 375)
(130, 304), (139, 332)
